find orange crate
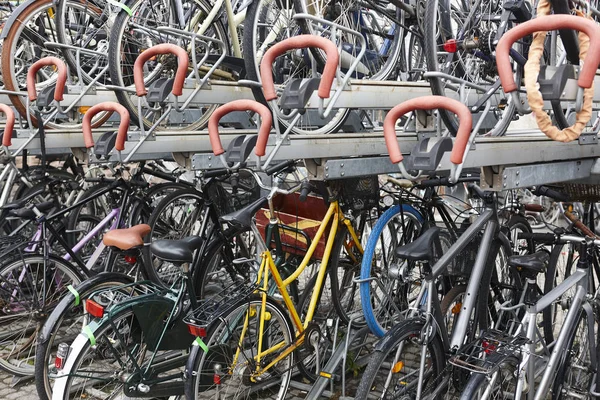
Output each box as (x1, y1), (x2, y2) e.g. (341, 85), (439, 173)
(255, 192), (329, 260)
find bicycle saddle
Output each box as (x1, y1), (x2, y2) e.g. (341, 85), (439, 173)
(8, 201), (55, 220)
(220, 196), (268, 228)
(103, 224), (151, 251)
(508, 251), (549, 278)
(150, 236), (203, 264)
(396, 226), (440, 262)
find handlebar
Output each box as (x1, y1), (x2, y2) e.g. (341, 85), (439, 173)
(134, 44), (189, 97)
(496, 15), (600, 94)
(82, 102), (130, 151)
(298, 181), (312, 202)
(416, 175), (479, 188)
(260, 35), (339, 102)
(208, 100), (273, 157)
(564, 210), (598, 239)
(384, 96), (472, 164)
(523, 203), (545, 213)
(534, 185), (570, 202)
(0, 104), (15, 148)
(265, 159), (296, 176)
(517, 232), (556, 244)
(203, 168), (230, 179)
(27, 57), (68, 102)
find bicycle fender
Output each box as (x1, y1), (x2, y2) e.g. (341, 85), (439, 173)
(0, 0), (42, 40)
(38, 272), (134, 343)
(374, 317), (438, 352)
(582, 302), (597, 369)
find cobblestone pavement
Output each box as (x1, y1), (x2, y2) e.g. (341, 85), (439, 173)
(0, 372), (38, 399)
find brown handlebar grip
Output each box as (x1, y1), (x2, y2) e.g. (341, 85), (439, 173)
(383, 96), (472, 164)
(208, 100), (272, 157)
(0, 104), (15, 147)
(564, 210), (598, 239)
(134, 44), (189, 97)
(260, 35), (339, 102)
(82, 102), (130, 150)
(523, 203), (546, 213)
(27, 57), (68, 102)
(497, 15), (600, 93)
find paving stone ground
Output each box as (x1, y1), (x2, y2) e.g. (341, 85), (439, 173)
(0, 372), (38, 399)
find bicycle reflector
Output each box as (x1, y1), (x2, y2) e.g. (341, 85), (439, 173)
(187, 323), (207, 338)
(443, 39), (458, 53)
(85, 299), (105, 318)
(55, 342), (70, 370)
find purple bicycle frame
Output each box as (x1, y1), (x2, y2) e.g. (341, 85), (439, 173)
(10, 208), (122, 302)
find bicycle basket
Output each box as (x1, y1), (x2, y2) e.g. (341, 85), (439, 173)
(207, 170), (261, 217)
(328, 175), (380, 212)
(184, 280), (259, 333)
(255, 192), (329, 260)
(558, 183), (600, 203)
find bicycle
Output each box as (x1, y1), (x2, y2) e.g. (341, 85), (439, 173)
(355, 96), (522, 399)
(459, 232), (599, 399)
(424, 0), (599, 137)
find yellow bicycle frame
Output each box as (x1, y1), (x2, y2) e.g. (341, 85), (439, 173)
(231, 199), (363, 379)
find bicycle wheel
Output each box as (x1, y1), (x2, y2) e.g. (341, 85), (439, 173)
(184, 295), (294, 400)
(65, 181), (119, 249)
(359, 204), (423, 337)
(295, 271), (337, 382)
(55, 0), (112, 85)
(126, 181), (190, 227)
(192, 226), (258, 299)
(51, 307), (147, 399)
(459, 354), (519, 399)
(243, 0), (351, 135)
(354, 318), (446, 399)
(0, 253), (85, 376)
(107, 0), (229, 131)
(294, 0), (404, 81)
(440, 283), (467, 336)
(424, 0), (521, 136)
(143, 188), (206, 286)
(34, 272), (134, 400)
(330, 214), (377, 326)
(506, 214), (534, 256)
(542, 240), (578, 345)
(0, 0), (111, 129)
(553, 308), (596, 399)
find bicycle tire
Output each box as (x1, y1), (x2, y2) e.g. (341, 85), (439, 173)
(34, 272), (134, 400)
(143, 187), (206, 286)
(0, 0), (111, 129)
(423, 0), (520, 136)
(0, 253), (86, 376)
(50, 306), (143, 399)
(293, 0), (404, 81)
(242, 0), (351, 135)
(506, 214), (535, 255)
(359, 203), (424, 337)
(552, 308), (596, 399)
(65, 181), (118, 249)
(354, 318), (446, 399)
(126, 181), (190, 227)
(184, 294), (295, 400)
(460, 353), (519, 399)
(55, 0), (112, 85)
(543, 240), (578, 345)
(107, 0), (228, 131)
(329, 222), (368, 326)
